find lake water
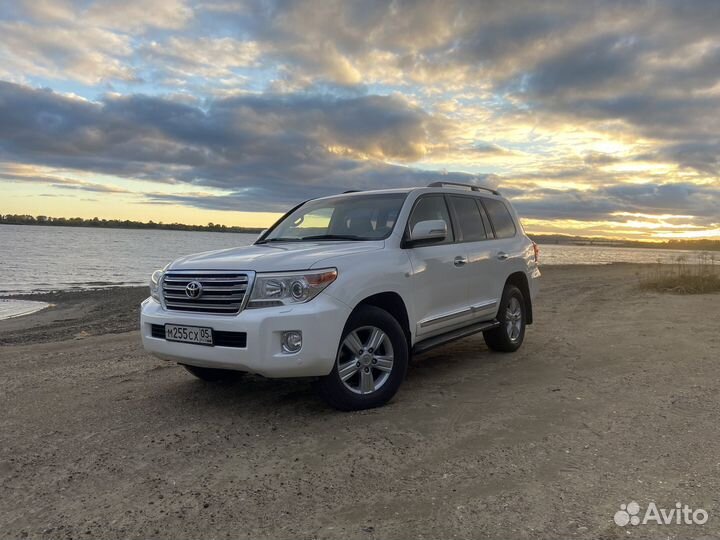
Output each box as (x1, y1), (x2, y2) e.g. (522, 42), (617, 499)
(536, 243), (714, 265)
(1, 224), (714, 296)
(1, 225), (258, 296)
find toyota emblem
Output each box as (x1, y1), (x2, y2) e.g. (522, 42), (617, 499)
(185, 281), (203, 299)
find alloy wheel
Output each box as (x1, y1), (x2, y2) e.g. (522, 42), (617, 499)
(505, 296), (523, 342)
(337, 325), (394, 395)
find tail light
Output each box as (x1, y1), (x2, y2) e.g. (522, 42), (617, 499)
(532, 241), (540, 263)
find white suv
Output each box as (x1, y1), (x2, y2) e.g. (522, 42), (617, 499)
(140, 182), (540, 410)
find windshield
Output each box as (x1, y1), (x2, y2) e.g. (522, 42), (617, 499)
(260, 193), (408, 242)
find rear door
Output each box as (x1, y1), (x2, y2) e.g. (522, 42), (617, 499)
(446, 195), (499, 321)
(405, 194), (474, 338)
(479, 196), (520, 307)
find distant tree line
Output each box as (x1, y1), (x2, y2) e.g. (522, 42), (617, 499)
(0, 214), (265, 234)
(529, 234), (720, 252)
(2, 214), (718, 250)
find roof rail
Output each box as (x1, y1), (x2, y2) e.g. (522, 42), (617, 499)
(427, 181), (500, 196)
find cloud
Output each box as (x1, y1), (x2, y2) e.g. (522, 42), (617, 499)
(521, 33), (645, 97)
(0, 81), (477, 208)
(603, 183), (720, 219)
(1, 0), (719, 238)
(643, 142), (720, 176)
(141, 165), (489, 212)
(83, 0), (194, 32)
(0, 0), (195, 85)
(139, 37), (260, 81)
(507, 183), (720, 227)
(0, 21), (136, 84)
(15, 0), (76, 23)
(17, 0), (194, 32)
(0, 170), (131, 194)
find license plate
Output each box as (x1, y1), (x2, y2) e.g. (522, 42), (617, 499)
(165, 324), (213, 346)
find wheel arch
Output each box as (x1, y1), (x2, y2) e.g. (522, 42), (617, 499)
(504, 271), (533, 324)
(352, 292), (412, 349)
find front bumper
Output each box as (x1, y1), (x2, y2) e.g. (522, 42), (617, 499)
(140, 293), (352, 378)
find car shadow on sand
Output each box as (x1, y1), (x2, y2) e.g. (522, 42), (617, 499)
(148, 336), (511, 418)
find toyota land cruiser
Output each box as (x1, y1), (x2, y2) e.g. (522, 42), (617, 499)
(140, 182), (540, 410)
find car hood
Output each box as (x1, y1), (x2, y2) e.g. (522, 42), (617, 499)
(169, 241), (384, 273)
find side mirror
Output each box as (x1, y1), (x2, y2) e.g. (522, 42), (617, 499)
(408, 219), (447, 246)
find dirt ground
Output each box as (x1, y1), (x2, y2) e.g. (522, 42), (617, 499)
(1, 264), (719, 540)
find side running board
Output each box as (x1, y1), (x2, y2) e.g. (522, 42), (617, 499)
(412, 320), (500, 355)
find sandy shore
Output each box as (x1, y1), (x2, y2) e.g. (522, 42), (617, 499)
(1, 264), (719, 539)
(0, 287), (147, 346)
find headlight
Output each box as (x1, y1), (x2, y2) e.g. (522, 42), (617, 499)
(150, 269), (164, 302)
(248, 268), (337, 308)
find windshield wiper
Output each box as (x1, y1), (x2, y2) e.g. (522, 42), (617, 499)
(300, 234), (366, 241)
(255, 237), (305, 244)
(257, 234), (368, 244)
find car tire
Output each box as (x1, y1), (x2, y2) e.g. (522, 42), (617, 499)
(182, 364), (245, 383)
(316, 305), (408, 411)
(483, 284), (526, 352)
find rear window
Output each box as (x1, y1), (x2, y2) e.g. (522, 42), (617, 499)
(482, 198), (517, 238)
(448, 196), (487, 242)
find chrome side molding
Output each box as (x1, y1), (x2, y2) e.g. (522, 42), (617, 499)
(418, 300), (497, 328)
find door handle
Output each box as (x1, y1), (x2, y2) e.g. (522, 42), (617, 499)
(454, 256), (468, 267)
(497, 252), (509, 260)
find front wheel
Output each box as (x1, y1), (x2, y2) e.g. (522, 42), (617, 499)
(315, 305), (408, 411)
(483, 284), (526, 352)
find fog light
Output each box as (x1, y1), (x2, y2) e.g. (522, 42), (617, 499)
(281, 331), (302, 353)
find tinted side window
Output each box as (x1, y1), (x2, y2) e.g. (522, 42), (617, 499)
(482, 198), (517, 239)
(448, 196), (487, 242)
(408, 195), (453, 244)
(477, 201), (494, 238)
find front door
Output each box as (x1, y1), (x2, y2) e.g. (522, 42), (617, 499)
(405, 195), (475, 339)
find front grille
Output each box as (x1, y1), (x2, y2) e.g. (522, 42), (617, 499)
(161, 272), (249, 315)
(150, 324), (247, 348)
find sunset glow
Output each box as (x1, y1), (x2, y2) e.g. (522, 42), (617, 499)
(1, 1), (719, 239)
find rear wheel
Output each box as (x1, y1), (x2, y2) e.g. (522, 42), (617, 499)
(316, 305), (408, 411)
(483, 284), (526, 352)
(182, 364), (245, 383)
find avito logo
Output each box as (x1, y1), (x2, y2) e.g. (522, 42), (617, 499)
(614, 501), (708, 527)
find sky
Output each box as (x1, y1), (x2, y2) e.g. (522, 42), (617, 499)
(1, 0), (719, 240)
